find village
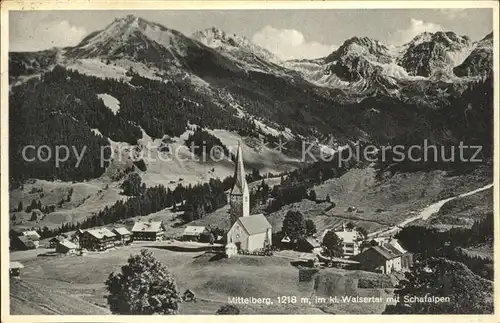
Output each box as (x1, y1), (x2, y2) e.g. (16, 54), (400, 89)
(9, 144), (413, 284)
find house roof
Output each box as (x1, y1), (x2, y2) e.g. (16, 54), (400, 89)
(113, 227), (131, 236)
(22, 230), (40, 239)
(237, 214), (272, 235)
(59, 239), (78, 249)
(132, 221), (164, 233)
(183, 226), (207, 235)
(387, 239), (407, 254)
(371, 245), (401, 260)
(303, 237), (321, 248)
(85, 228), (116, 239)
(10, 262), (24, 269)
(49, 236), (66, 242)
(16, 236), (37, 248)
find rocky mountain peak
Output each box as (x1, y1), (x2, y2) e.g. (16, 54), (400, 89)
(398, 31), (472, 77)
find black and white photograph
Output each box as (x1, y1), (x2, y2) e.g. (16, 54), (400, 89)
(2, 1), (498, 317)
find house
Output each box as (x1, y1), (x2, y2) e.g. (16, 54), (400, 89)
(182, 226), (209, 241)
(55, 239), (78, 254)
(298, 237), (322, 254)
(183, 289), (195, 302)
(132, 221), (165, 241)
(70, 229), (84, 246)
(49, 236), (67, 248)
(112, 227), (132, 245)
(21, 230), (41, 240)
(20, 230), (40, 248)
(351, 239), (412, 274)
(79, 228), (116, 251)
(321, 223), (362, 258)
(11, 235), (38, 250)
(10, 262), (24, 277)
(227, 214), (272, 252)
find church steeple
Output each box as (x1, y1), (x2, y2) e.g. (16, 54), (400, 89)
(229, 141), (250, 221)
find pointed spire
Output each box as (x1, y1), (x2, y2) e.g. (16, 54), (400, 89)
(231, 141), (247, 195)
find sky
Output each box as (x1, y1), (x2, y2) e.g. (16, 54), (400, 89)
(9, 9), (493, 60)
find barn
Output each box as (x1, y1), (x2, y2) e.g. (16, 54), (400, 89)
(55, 240), (78, 254)
(182, 226), (209, 241)
(112, 227), (132, 245)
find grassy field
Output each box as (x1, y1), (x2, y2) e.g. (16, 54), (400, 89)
(10, 242), (393, 315)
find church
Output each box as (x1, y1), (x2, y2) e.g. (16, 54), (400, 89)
(226, 142), (272, 255)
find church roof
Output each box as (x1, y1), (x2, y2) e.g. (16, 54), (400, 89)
(237, 214), (272, 235)
(230, 142), (248, 195)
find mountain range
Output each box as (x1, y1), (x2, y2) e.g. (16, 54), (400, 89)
(8, 15), (494, 187)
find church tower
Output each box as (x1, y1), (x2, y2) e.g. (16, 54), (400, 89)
(229, 142), (250, 223)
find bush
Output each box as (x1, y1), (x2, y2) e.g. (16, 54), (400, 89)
(358, 278), (393, 289)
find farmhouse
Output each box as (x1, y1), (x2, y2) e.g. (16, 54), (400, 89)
(49, 235), (67, 248)
(182, 226), (209, 241)
(11, 235), (38, 250)
(112, 227), (132, 245)
(9, 262), (24, 278)
(70, 229), (84, 245)
(132, 221), (165, 241)
(298, 237), (322, 254)
(21, 230), (41, 241)
(79, 228), (116, 251)
(55, 240), (78, 254)
(352, 239), (412, 274)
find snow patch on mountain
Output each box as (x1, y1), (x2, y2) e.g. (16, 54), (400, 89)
(97, 93), (120, 115)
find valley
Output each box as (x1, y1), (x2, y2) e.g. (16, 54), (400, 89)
(7, 11), (494, 316)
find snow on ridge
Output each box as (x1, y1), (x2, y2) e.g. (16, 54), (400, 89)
(97, 93), (121, 115)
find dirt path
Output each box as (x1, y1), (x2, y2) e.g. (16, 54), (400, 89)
(368, 183), (493, 238)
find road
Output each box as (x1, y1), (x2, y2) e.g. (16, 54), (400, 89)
(368, 183), (493, 238)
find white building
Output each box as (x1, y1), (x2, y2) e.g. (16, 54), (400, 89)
(226, 142), (272, 252)
(321, 223), (363, 257)
(227, 214), (272, 251)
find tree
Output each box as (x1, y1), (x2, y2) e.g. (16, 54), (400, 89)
(281, 210), (306, 244)
(120, 172), (145, 196)
(322, 231), (343, 258)
(17, 201), (23, 212)
(356, 226), (368, 239)
(384, 257), (493, 314)
(308, 190), (317, 201)
(305, 219), (317, 236)
(216, 304), (240, 315)
(345, 222), (355, 230)
(105, 249), (181, 314)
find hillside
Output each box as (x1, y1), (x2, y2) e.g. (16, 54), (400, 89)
(10, 244), (394, 314)
(8, 13), (493, 256)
